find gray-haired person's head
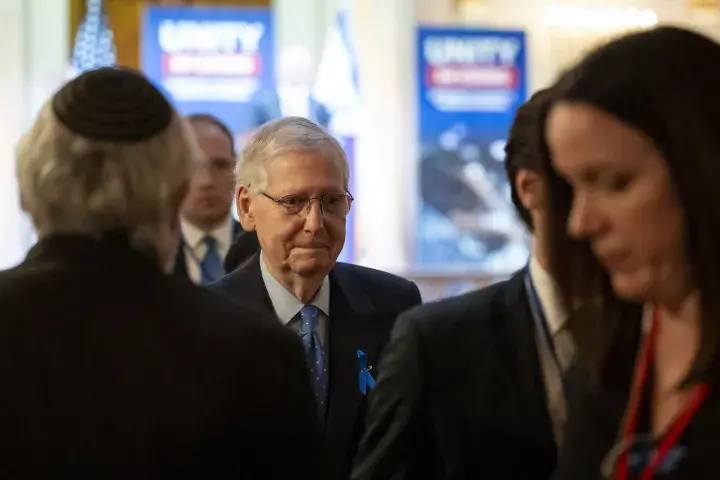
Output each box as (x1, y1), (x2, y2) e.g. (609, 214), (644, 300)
(236, 116), (348, 194)
(16, 67), (200, 271)
(235, 117), (351, 292)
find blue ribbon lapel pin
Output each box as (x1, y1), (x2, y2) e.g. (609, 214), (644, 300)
(357, 349), (376, 395)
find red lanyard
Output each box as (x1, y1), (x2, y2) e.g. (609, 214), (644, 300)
(615, 309), (709, 480)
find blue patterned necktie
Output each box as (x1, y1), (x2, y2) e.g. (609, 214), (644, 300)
(200, 235), (224, 284)
(299, 305), (328, 419)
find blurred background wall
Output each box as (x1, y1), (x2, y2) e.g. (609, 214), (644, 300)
(3, 0), (720, 298)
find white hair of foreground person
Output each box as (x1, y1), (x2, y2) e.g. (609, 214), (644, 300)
(237, 116), (349, 193)
(15, 102), (201, 269)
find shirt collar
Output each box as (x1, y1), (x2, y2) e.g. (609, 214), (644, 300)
(259, 251), (330, 324)
(181, 216), (233, 250)
(528, 254), (567, 335)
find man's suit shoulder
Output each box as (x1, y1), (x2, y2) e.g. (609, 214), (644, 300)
(335, 262), (415, 288)
(0, 257), (303, 365)
(334, 262), (421, 303)
(399, 274), (520, 337)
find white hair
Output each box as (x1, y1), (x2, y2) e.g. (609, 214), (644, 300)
(16, 101), (201, 261)
(236, 116), (348, 193)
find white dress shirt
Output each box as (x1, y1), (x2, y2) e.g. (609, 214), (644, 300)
(259, 252), (330, 345)
(528, 255), (575, 444)
(180, 217), (233, 285)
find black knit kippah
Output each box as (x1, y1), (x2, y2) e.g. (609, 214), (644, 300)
(51, 66), (173, 142)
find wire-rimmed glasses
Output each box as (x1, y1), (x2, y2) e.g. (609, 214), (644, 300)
(261, 191), (354, 217)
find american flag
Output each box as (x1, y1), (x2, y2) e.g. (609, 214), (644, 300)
(69, 0), (116, 76)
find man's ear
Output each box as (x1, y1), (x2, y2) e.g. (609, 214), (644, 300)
(514, 169), (546, 212)
(236, 185), (256, 231)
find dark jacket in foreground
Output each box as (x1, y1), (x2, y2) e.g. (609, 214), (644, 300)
(0, 235), (325, 479)
(351, 271), (558, 480)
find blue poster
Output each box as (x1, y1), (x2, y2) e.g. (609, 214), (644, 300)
(141, 5), (274, 136)
(415, 27), (531, 274)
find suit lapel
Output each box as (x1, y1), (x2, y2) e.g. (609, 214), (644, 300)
(326, 264), (380, 468)
(495, 271), (557, 449)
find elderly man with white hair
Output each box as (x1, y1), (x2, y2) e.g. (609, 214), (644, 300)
(211, 116), (422, 479)
(0, 67), (326, 478)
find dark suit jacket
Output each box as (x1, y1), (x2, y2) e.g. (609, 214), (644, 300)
(173, 220), (246, 279)
(0, 234), (326, 479)
(223, 230), (261, 273)
(351, 271), (558, 480)
(250, 88), (331, 129)
(210, 253), (422, 479)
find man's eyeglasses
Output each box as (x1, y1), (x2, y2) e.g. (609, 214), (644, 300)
(260, 192), (354, 217)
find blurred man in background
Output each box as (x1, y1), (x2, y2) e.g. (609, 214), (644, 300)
(0, 67), (325, 479)
(249, 45), (331, 129)
(175, 113), (258, 282)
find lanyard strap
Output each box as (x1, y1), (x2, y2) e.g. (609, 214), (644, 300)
(615, 308), (709, 480)
(524, 269), (563, 375)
